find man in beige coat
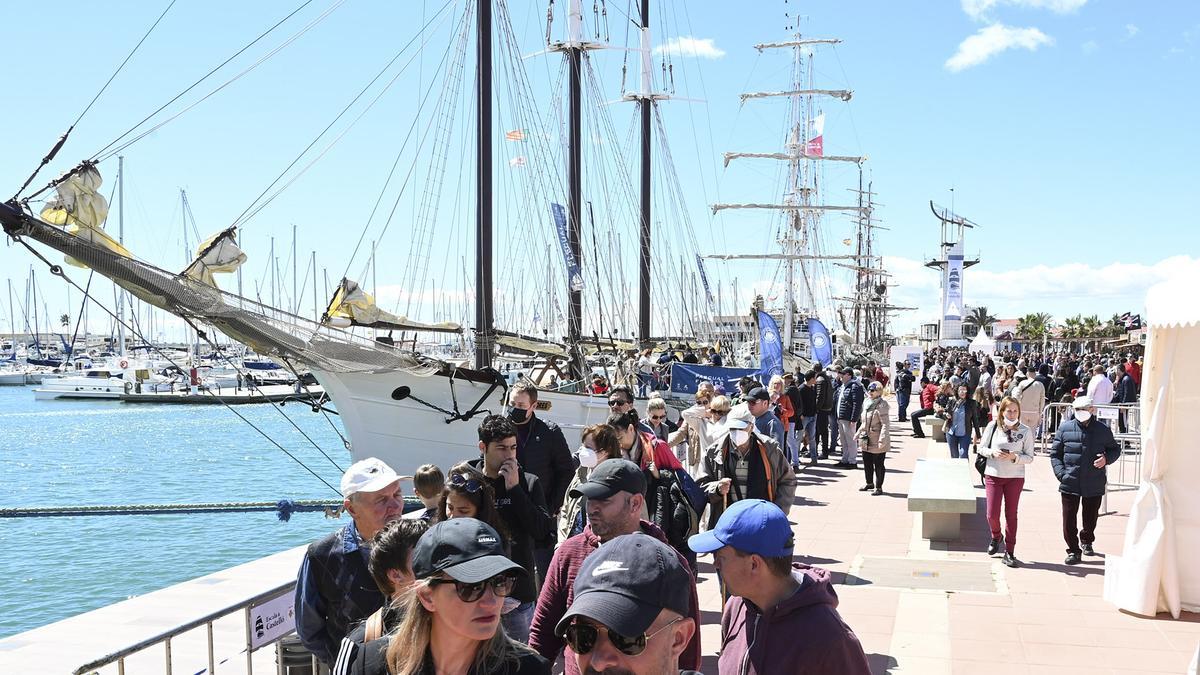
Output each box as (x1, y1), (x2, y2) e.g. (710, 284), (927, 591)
(858, 382), (891, 495)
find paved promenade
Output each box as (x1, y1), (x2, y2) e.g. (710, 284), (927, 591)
(691, 407), (1200, 674)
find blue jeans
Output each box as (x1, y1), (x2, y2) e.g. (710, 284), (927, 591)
(800, 416), (817, 461)
(896, 391), (910, 420)
(830, 414), (840, 450)
(947, 432), (972, 459)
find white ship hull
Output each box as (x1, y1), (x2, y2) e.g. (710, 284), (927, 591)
(313, 368), (614, 473)
(33, 377), (127, 400)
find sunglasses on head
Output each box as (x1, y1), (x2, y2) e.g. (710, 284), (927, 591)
(563, 617), (685, 656)
(607, 399), (631, 407)
(449, 473), (483, 493)
(429, 572), (517, 602)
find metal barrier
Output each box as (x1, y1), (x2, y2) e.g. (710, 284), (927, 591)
(1036, 401), (1142, 515)
(73, 581), (316, 675)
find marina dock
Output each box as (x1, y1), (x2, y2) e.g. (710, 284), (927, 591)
(119, 384), (324, 405)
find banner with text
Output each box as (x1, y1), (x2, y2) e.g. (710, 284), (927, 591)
(551, 203), (584, 292)
(669, 362), (759, 396)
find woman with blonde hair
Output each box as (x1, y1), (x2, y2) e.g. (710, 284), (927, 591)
(977, 396), (1036, 568)
(346, 518), (548, 674)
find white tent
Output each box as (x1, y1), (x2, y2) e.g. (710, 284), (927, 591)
(968, 330), (995, 356)
(1104, 278), (1200, 617)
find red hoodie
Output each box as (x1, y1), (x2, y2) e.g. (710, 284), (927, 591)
(719, 564), (870, 675)
(919, 382), (939, 410)
(527, 520), (701, 675)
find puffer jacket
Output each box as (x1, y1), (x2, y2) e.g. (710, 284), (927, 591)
(858, 397), (891, 454)
(836, 380), (864, 421)
(1049, 418), (1121, 497)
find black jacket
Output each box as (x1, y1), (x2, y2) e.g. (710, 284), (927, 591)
(814, 374), (835, 412)
(1050, 418), (1121, 497)
(784, 383), (804, 425)
(895, 370), (915, 398)
(798, 382), (818, 418)
(346, 639), (550, 675)
(468, 459), (554, 604)
(1115, 374), (1138, 404)
(516, 415), (574, 514)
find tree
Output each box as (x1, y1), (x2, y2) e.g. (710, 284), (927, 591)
(964, 306), (997, 336)
(1016, 312), (1054, 342)
(59, 313), (70, 328)
(1106, 313), (1126, 338)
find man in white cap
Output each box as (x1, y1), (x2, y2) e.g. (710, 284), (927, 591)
(1049, 396), (1121, 565)
(295, 457), (404, 665)
(697, 410), (795, 525)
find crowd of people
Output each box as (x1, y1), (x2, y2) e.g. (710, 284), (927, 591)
(291, 344), (1140, 674)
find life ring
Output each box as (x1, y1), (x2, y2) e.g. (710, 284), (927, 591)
(119, 359), (129, 369)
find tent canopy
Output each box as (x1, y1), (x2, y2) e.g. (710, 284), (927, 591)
(968, 330), (995, 355)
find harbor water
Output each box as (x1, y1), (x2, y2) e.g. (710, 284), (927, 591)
(0, 385), (356, 639)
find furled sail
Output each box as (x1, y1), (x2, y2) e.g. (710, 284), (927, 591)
(182, 227), (247, 289)
(39, 165), (132, 268)
(324, 278), (461, 333)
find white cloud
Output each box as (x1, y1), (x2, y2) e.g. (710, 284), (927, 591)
(1124, 24), (1139, 39)
(885, 255), (1200, 334)
(945, 24), (1054, 72)
(1081, 39), (1099, 54)
(961, 0), (1088, 22)
(653, 36), (725, 60)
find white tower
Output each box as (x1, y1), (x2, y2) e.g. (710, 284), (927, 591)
(927, 201), (979, 346)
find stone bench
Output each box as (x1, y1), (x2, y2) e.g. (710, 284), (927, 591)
(907, 458), (977, 540)
(920, 416), (947, 442)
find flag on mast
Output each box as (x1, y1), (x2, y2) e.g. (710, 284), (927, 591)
(805, 113), (825, 157)
(505, 129), (526, 141)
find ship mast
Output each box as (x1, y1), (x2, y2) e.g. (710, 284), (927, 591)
(474, 0), (494, 369)
(711, 34), (864, 356)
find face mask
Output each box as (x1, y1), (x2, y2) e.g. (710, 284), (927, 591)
(505, 405), (529, 424)
(729, 429), (750, 446)
(1003, 417), (1019, 428)
(577, 446), (598, 468)
(1075, 410), (1092, 423)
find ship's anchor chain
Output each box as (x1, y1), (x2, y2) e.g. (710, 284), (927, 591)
(391, 367), (508, 425)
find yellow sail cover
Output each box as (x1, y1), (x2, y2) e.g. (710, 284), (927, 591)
(325, 279), (461, 333)
(40, 165), (132, 268)
(182, 228), (247, 289)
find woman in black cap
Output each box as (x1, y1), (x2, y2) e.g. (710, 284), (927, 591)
(346, 518), (548, 675)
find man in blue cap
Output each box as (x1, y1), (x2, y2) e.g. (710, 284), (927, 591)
(689, 499), (870, 675)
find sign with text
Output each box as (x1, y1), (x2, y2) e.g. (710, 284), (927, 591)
(249, 590), (296, 651)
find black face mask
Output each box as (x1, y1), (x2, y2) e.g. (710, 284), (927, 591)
(506, 405), (530, 424)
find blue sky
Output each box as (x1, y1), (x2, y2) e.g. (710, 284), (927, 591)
(0, 0), (1196, 342)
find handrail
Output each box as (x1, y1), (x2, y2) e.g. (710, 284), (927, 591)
(72, 580), (295, 675)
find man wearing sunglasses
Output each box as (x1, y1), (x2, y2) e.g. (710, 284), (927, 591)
(556, 533), (701, 675)
(690, 500), (870, 675)
(528, 460), (702, 675)
(607, 385), (656, 436)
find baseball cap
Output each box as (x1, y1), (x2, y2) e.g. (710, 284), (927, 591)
(340, 457), (400, 498)
(723, 410), (754, 434)
(556, 533), (692, 637)
(839, 366), (853, 375)
(569, 459), (646, 500)
(1071, 395), (1094, 409)
(688, 499), (794, 558)
(410, 517), (526, 582)
(746, 387), (770, 402)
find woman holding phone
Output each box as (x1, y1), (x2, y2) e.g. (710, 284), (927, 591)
(977, 396), (1036, 567)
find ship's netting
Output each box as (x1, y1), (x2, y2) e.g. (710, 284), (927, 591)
(5, 209), (440, 376)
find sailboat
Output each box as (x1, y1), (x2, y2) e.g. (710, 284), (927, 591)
(0, 0), (718, 473)
(705, 33), (874, 369)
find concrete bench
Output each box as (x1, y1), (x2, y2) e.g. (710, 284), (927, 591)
(907, 458), (977, 540)
(920, 416), (947, 442)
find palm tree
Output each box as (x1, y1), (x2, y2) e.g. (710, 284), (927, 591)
(963, 306), (997, 337)
(1017, 312), (1054, 342)
(1106, 313), (1126, 338)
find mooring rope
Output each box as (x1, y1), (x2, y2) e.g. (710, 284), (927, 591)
(0, 496), (424, 521)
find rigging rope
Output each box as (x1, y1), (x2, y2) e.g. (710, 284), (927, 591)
(9, 236), (345, 495)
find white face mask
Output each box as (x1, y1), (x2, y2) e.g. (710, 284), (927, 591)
(1003, 416), (1019, 427)
(1075, 410), (1092, 423)
(577, 445), (598, 468)
(729, 429), (750, 446)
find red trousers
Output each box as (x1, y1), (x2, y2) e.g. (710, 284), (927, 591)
(984, 475), (1024, 554)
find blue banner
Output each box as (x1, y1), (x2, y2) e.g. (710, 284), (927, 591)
(807, 317), (833, 367)
(695, 254), (713, 304)
(669, 363), (759, 395)
(550, 203), (584, 291)
(757, 310), (784, 381)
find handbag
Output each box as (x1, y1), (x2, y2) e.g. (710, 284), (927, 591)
(973, 422), (996, 474)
